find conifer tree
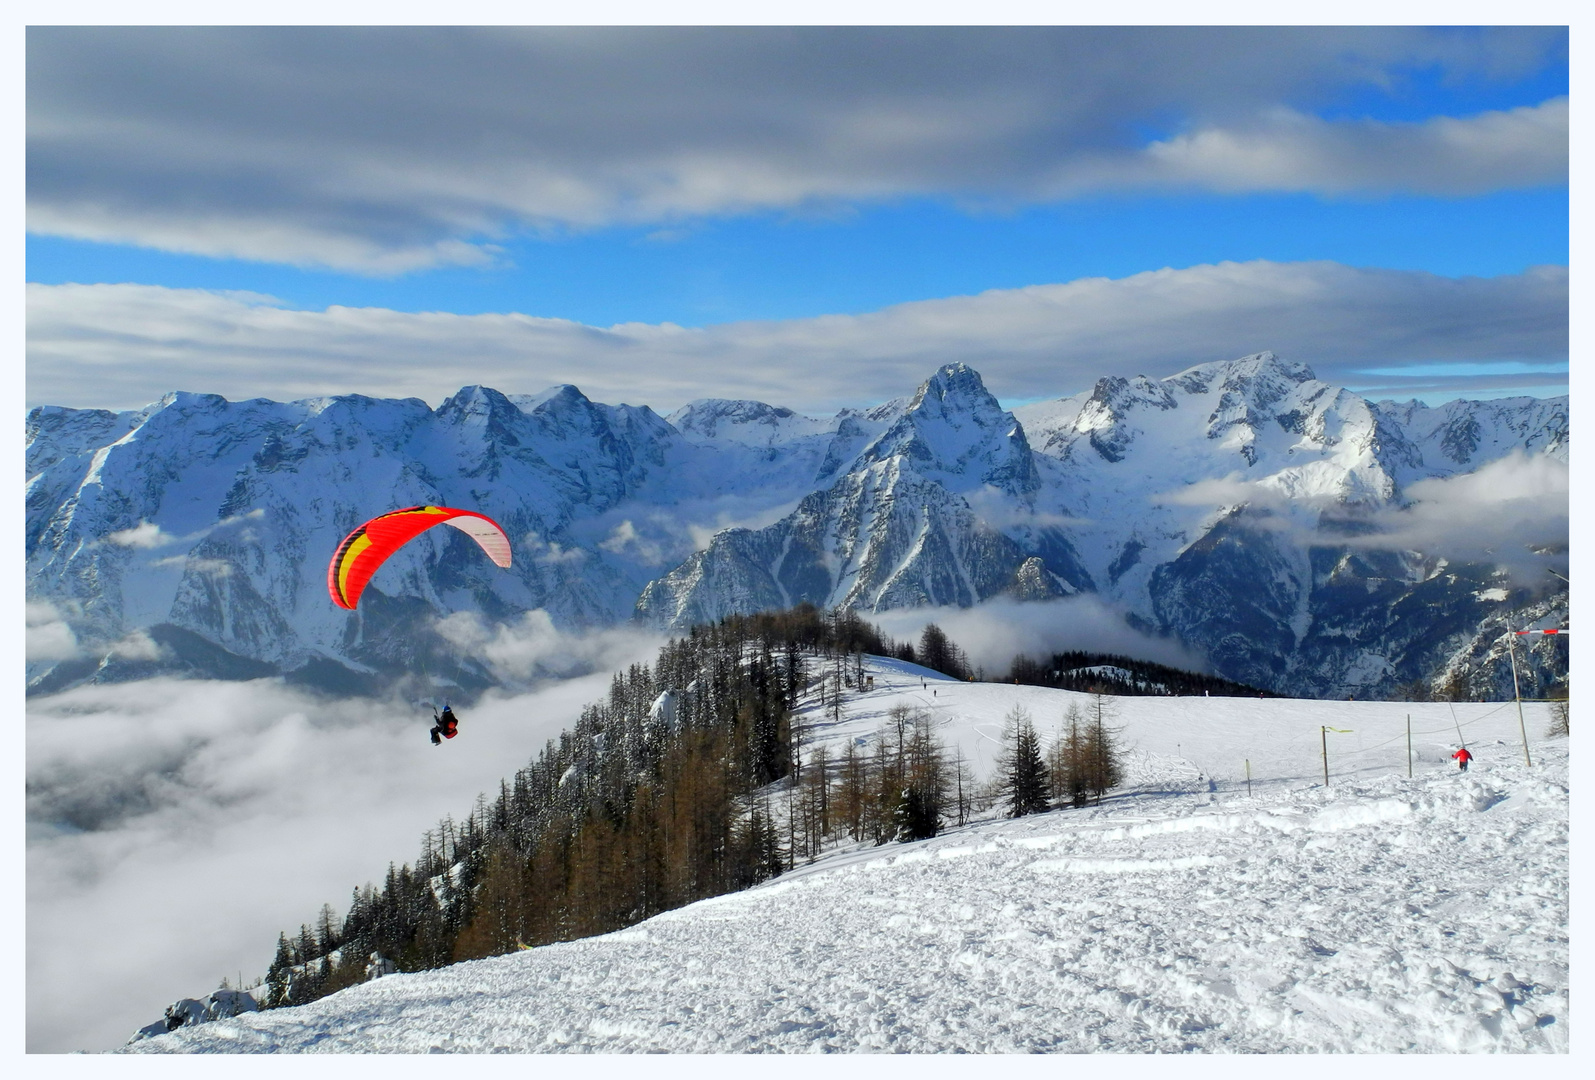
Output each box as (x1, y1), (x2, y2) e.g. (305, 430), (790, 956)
(261, 933), (294, 1009)
(918, 624), (970, 679)
(999, 705), (1049, 817)
(894, 708), (948, 841)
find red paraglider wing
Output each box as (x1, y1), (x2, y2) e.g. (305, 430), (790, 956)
(328, 506), (512, 610)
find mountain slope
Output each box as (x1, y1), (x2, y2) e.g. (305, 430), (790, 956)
(123, 663), (1569, 1054)
(636, 364), (1082, 627)
(1011, 353), (1568, 698)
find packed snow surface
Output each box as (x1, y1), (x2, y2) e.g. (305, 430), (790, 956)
(128, 659), (1568, 1054)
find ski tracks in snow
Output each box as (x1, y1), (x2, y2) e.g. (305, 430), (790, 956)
(129, 739), (1568, 1054)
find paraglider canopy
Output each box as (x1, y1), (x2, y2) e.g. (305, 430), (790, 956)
(328, 505), (511, 610)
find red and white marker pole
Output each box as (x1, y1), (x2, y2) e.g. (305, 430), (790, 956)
(1506, 629), (1570, 767)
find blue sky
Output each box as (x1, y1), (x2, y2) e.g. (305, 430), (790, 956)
(25, 26), (1569, 411)
(27, 188), (1568, 328)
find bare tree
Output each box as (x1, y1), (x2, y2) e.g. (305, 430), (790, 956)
(1085, 695), (1126, 805)
(1549, 697), (1569, 737)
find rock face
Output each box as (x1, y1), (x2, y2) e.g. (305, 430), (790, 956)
(1011, 353), (1567, 699)
(128, 989), (258, 1044)
(26, 353), (1567, 700)
(636, 364), (1081, 627)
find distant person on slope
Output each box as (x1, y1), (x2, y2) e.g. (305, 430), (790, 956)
(430, 706), (459, 746)
(1452, 746), (1473, 772)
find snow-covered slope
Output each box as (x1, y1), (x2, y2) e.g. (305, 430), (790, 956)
(124, 658), (1568, 1054)
(26, 354), (1567, 700)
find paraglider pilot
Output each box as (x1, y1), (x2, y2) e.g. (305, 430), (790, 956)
(1452, 746), (1473, 772)
(430, 706), (459, 745)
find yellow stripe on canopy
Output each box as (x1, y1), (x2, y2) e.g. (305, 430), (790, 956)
(337, 532), (374, 603)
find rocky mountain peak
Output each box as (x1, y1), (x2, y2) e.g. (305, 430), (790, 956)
(667, 399), (802, 442)
(859, 364), (1038, 497)
(436, 384), (521, 423)
(910, 362), (988, 410)
(511, 383), (590, 413)
(1166, 351), (1317, 401)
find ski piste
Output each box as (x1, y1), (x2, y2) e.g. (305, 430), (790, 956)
(121, 654), (1568, 1054)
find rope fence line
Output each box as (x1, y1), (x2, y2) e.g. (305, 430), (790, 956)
(1349, 701), (1518, 756)
(1164, 699), (1554, 796)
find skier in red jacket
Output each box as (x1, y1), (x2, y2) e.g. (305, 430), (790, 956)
(1452, 746), (1473, 772)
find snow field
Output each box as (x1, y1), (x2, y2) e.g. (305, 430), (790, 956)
(128, 659), (1568, 1054)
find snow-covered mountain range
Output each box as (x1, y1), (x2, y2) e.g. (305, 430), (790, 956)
(26, 353), (1568, 699)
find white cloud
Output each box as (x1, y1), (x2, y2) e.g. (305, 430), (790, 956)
(1348, 452), (1569, 581)
(25, 670), (643, 1052)
(102, 511), (263, 554)
(870, 595), (1206, 677)
(1154, 476), (1307, 528)
(26, 28), (1566, 271)
(965, 487), (1087, 531)
(567, 499), (805, 568)
(24, 261), (1567, 414)
(676, 500), (807, 554)
(1127, 99), (1566, 197)
(109, 629), (163, 661)
(25, 600), (79, 663)
(686, 523), (723, 552)
(1157, 475), (1266, 510)
(597, 519), (664, 563)
(1151, 454), (1569, 583)
(104, 520), (169, 549)
(433, 609), (664, 687)
(520, 531), (588, 568)
(669, 504), (810, 561)
(150, 555), (233, 577)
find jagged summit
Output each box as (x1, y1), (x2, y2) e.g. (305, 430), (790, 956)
(507, 383), (588, 412)
(666, 398), (833, 447)
(909, 362), (987, 408)
(1167, 351), (1317, 392)
(856, 363), (1038, 498)
(435, 384), (525, 429)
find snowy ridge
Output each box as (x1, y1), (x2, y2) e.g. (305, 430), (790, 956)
(124, 658), (1568, 1054)
(636, 365), (1069, 627)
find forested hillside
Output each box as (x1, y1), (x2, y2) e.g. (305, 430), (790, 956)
(259, 606), (982, 1009)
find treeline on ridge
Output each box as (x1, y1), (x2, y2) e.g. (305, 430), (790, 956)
(1007, 650), (1275, 698)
